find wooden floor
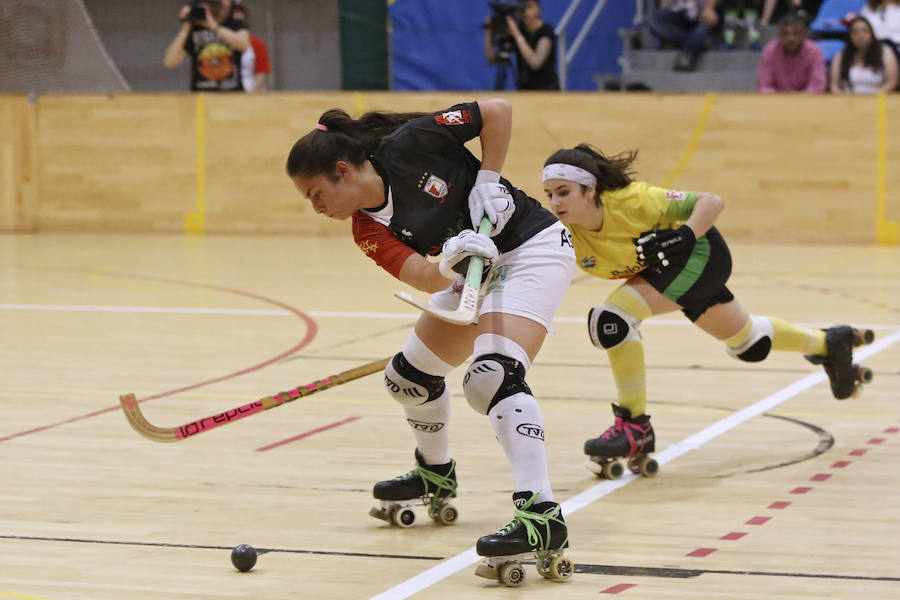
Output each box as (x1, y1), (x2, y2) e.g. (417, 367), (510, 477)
(1, 233), (899, 600)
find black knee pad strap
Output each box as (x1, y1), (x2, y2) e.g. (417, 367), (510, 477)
(386, 352), (446, 402)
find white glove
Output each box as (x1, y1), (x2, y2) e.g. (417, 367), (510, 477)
(468, 169), (515, 236)
(438, 229), (499, 279)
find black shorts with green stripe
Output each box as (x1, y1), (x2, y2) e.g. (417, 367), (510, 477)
(639, 226), (735, 322)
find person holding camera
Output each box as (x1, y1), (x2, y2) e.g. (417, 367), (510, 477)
(164, 0), (250, 91)
(484, 0), (559, 90)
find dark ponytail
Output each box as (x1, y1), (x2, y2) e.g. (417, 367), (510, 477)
(544, 143), (638, 206)
(285, 108), (429, 179)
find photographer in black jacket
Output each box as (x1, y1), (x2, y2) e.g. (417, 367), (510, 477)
(483, 0), (559, 90)
(164, 0), (249, 91)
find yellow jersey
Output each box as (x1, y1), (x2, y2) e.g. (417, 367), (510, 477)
(568, 181), (697, 280)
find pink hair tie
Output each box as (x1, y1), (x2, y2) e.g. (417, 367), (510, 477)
(315, 123), (328, 131)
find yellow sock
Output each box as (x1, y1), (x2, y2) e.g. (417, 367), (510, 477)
(604, 286), (653, 417)
(768, 316), (826, 355)
(726, 316), (826, 356)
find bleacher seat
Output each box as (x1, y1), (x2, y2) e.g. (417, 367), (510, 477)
(809, 0), (865, 38)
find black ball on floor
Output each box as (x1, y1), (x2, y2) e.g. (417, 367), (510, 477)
(231, 544), (258, 572)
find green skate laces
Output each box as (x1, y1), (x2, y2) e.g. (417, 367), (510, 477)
(394, 460), (457, 507)
(496, 493), (568, 552)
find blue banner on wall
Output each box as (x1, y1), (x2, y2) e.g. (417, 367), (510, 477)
(389, 0), (635, 91)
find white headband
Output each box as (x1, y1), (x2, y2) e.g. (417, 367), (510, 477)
(542, 163), (597, 188)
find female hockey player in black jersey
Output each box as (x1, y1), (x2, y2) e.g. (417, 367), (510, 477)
(286, 99), (575, 585)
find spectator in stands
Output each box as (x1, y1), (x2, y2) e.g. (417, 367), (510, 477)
(648, 0), (721, 71)
(861, 0), (900, 54)
(720, 0), (762, 50)
(757, 13), (827, 90)
(164, 0), (249, 91)
(761, 0), (816, 25)
(484, 0), (559, 90)
(828, 15), (899, 91)
(232, 1), (273, 93)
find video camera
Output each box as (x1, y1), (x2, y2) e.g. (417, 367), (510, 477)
(186, 0), (222, 22)
(484, 0), (522, 60)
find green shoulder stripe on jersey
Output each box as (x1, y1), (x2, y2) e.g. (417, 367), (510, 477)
(663, 234), (710, 301)
(663, 192), (697, 223)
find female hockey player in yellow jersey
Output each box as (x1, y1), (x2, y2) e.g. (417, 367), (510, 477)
(541, 144), (874, 479)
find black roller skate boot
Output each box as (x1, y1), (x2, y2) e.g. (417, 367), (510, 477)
(804, 326), (875, 400)
(584, 403), (658, 479)
(369, 449), (458, 527)
(474, 491), (573, 587)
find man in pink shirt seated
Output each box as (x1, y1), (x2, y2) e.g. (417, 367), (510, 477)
(757, 14), (827, 92)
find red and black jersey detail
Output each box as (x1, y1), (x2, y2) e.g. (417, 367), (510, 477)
(356, 101), (558, 279)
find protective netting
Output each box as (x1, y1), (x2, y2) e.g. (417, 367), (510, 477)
(0, 0), (129, 93)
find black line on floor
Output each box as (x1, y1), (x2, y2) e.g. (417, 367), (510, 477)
(0, 534), (442, 561)
(575, 563), (900, 582)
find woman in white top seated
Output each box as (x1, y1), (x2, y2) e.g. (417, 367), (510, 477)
(829, 15), (899, 92)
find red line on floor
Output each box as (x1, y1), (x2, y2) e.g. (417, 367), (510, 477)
(831, 461), (851, 468)
(810, 473), (831, 481)
(790, 486), (812, 494)
(0, 270), (318, 444)
(255, 416), (361, 451)
(686, 548), (717, 557)
(719, 532), (747, 540)
(885, 427), (899, 433)
(868, 438), (885, 445)
(768, 501), (791, 509)
(746, 516), (770, 525)
(849, 449), (867, 456)
(600, 583), (636, 594)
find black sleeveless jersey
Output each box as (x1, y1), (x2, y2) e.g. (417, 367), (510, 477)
(363, 102), (557, 259)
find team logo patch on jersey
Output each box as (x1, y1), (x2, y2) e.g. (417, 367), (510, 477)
(581, 256), (596, 269)
(422, 174), (449, 199)
(434, 109), (471, 126)
(665, 190), (687, 200)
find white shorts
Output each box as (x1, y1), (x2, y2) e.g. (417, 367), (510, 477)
(429, 222), (575, 333)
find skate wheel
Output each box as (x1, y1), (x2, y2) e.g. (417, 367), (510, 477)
(391, 507), (415, 528)
(435, 504), (458, 525)
(641, 457), (659, 477)
(499, 562), (525, 587)
(855, 329), (875, 346)
(857, 366), (873, 384)
(603, 460), (624, 480)
(549, 555), (574, 581)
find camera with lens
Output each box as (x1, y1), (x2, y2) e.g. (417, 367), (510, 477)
(484, 0), (522, 60)
(186, 0), (222, 22)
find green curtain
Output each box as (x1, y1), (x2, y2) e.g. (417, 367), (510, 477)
(339, 0), (389, 90)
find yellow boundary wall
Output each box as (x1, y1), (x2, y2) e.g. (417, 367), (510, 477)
(1, 92), (897, 243)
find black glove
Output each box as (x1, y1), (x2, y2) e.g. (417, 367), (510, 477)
(633, 225), (696, 268)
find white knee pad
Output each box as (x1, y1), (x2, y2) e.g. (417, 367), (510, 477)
(588, 304), (643, 349)
(726, 316), (774, 362)
(384, 332), (454, 408)
(463, 334), (531, 415)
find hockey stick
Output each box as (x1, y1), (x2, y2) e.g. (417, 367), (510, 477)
(394, 217), (492, 326)
(119, 356), (390, 443)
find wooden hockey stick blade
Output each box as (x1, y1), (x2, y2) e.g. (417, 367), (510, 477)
(119, 356), (390, 443)
(393, 217), (492, 326)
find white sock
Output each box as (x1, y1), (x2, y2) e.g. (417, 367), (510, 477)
(403, 387), (451, 465)
(401, 331), (454, 465)
(488, 391), (554, 504)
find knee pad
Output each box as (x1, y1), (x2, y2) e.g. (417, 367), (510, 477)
(384, 352), (446, 407)
(463, 353), (532, 415)
(726, 316), (773, 362)
(588, 304), (642, 349)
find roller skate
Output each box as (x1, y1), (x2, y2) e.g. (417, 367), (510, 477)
(584, 404), (658, 479)
(368, 449), (459, 527)
(804, 326), (875, 399)
(475, 491), (572, 587)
